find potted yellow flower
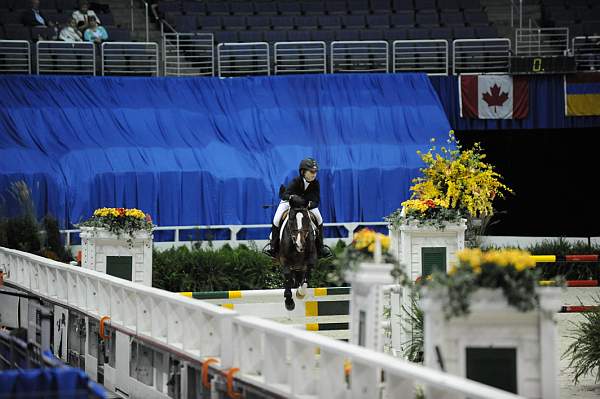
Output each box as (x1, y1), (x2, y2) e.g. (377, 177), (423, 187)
(79, 207), (154, 246)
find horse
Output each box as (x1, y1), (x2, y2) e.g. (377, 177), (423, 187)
(277, 205), (318, 311)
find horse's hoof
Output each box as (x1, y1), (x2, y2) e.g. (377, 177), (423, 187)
(285, 298), (295, 311)
(296, 290), (305, 300)
(296, 282), (308, 299)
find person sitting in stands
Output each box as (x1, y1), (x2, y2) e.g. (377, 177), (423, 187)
(60, 18), (83, 42)
(73, 0), (101, 33)
(21, 0), (49, 27)
(84, 16), (108, 43)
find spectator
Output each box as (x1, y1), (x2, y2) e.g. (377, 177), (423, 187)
(73, 0), (101, 33)
(83, 16), (108, 43)
(21, 0), (49, 27)
(60, 18), (83, 42)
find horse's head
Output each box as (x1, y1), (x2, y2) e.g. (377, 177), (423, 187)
(289, 207), (312, 253)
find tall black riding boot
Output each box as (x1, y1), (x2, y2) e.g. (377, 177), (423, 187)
(316, 224), (332, 259)
(266, 223), (280, 258)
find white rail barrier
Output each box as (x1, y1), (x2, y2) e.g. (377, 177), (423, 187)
(331, 40), (389, 73)
(36, 41), (95, 75)
(163, 32), (214, 77)
(572, 36), (600, 71)
(0, 40), (30, 74)
(1, 246), (526, 399)
(101, 42), (159, 76)
(218, 42), (270, 77)
(393, 39), (448, 75)
(453, 38), (511, 75)
(274, 41), (327, 75)
(515, 27), (569, 56)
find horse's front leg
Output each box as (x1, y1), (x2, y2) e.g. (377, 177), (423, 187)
(283, 271), (295, 311)
(295, 269), (309, 300)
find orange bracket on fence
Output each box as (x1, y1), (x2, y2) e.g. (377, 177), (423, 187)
(224, 367), (241, 399)
(99, 316), (111, 340)
(202, 358), (219, 389)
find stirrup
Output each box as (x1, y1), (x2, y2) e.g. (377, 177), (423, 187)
(318, 245), (333, 259)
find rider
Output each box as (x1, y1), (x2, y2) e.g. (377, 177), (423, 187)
(267, 158), (332, 259)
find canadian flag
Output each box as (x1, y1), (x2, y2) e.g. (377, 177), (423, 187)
(459, 75), (529, 119)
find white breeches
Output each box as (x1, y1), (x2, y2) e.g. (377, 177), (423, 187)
(273, 200), (323, 227)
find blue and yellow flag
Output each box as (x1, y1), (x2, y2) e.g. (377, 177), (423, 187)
(565, 73), (600, 116)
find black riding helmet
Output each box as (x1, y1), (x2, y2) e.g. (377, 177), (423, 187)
(298, 158), (318, 176)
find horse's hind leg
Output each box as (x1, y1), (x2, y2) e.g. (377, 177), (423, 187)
(283, 272), (295, 311)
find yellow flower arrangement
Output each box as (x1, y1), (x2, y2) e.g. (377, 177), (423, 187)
(81, 207), (153, 242)
(352, 228), (391, 254)
(422, 247), (561, 319)
(387, 131), (512, 229)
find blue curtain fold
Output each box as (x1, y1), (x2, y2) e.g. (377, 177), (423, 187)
(0, 74), (451, 228)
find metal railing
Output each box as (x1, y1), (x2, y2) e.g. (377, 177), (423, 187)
(217, 42), (270, 77)
(274, 41), (327, 75)
(102, 42), (159, 76)
(572, 36), (600, 71)
(331, 40), (389, 73)
(163, 32), (214, 77)
(0, 40), (30, 74)
(36, 41), (95, 75)
(393, 39), (448, 75)
(453, 38), (511, 75)
(515, 27), (569, 56)
(509, 0), (523, 29)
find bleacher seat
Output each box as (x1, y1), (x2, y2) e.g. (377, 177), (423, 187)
(271, 16), (293, 30)
(360, 29), (383, 40)
(383, 28), (408, 41)
(100, 13), (115, 26)
(214, 30), (237, 43)
(288, 30), (310, 41)
(31, 25), (56, 40)
(278, 2), (301, 16)
(109, 27), (131, 42)
(475, 25), (498, 38)
(367, 14), (390, 29)
(319, 16), (342, 30)
(254, 2), (277, 16)
(392, 0), (413, 12)
(310, 30), (335, 41)
(390, 12), (415, 28)
(408, 27), (429, 39)
(175, 15), (197, 32)
(459, 0), (481, 11)
(247, 16), (270, 30)
(453, 26), (475, 39)
(343, 15), (366, 29)
(301, 2), (325, 16)
(230, 2), (254, 16)
(264, 30), (287, 43)
(158, 1), (181, 15)
(438, 0), (460, 11)
(0, 0), (12, 11)
(238, 30), (263, 42)
(3, 25), (31, 40)
(415, 0), (436, 11)
(430, 26), (452, 41)
(295, 16), (318, 30)
(0, 11), (20, 26)
(464, 10), (489, 26)
(326, 1), (348, 16)
(583, 22), (600, 35)
(198, 16), (222, 31)
(336, 29), (361, 41)
(182, 1), (204, 15)
(372, 0), (392, 14)
(440, 11), (465, 27)
(205, 2), (230, 16)
(38, 0), (57, 11)
(348, 0), (370, 15)
(416, 11), (439, 27)
(222, 16), (246, 30)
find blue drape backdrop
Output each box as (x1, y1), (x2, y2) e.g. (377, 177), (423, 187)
(0, 73), (451, 228)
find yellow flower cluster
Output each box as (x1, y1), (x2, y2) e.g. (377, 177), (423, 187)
(93, 207), (146, 219)
(401, 198), (448, 214)
(456, 248), (536, 273)
(405, 131), (512, 218)
(353, 228), (391, 254)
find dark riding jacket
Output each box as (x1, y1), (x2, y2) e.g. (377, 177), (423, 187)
(281, 176), (320, 210)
